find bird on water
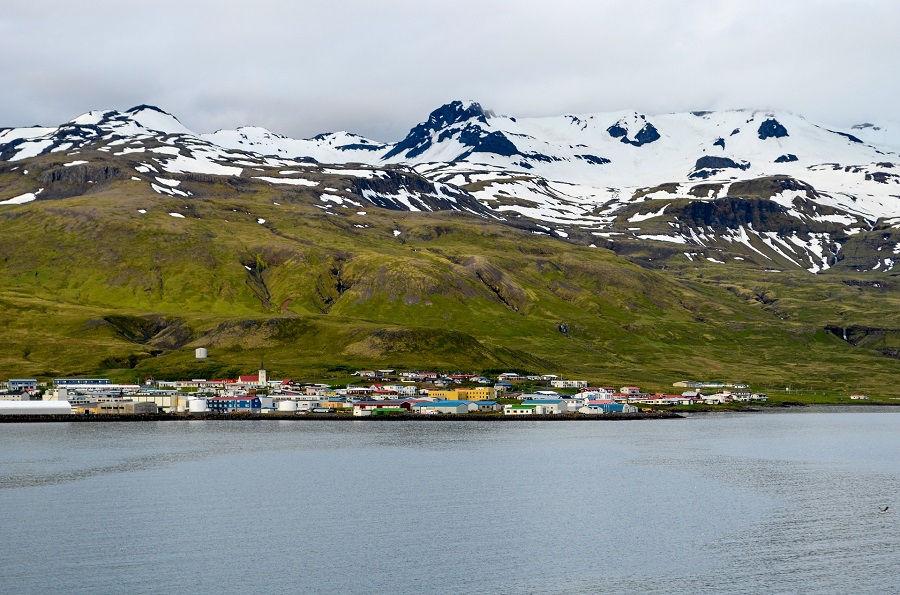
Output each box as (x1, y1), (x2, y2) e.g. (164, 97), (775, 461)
(879, 506), (890, 514)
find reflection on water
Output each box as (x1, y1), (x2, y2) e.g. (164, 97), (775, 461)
(1, 412), (898, 594)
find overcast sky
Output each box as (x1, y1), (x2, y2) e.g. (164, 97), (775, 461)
(2, 0), (897, 141)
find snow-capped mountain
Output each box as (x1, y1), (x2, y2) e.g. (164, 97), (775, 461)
(0, 104), (486, 215)
(2, 101), (900, 274)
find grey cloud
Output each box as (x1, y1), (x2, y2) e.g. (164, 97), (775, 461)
(1, 0), (898, 141)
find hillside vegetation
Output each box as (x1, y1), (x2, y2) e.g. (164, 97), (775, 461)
(1, 156), (899, 396)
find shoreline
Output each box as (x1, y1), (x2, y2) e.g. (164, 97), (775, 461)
(4, 404), (896, 424)
(0, 411), (683, 423)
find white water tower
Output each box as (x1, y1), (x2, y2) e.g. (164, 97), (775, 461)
(188, 398), (208, 413)
(277, 400), (298, 413)
(195, 347), (208, 359)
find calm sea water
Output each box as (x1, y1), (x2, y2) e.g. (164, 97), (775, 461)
(1, 409), (899, 594)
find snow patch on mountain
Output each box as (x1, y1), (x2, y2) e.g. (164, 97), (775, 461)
(629, 204), (668, 222)
(254, 176), (319, 186)
(0, 191), (39, 205)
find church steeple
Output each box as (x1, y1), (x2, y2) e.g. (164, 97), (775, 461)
(258, 360), (267, 387)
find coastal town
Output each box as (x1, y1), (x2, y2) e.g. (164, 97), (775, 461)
(0, 358), (775, 416)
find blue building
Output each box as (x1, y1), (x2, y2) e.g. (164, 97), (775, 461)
(413, 400), (470, 414)
(581, 402), (638, 414)
(53, 378), (111, 387)
(206, 396), (262, 413)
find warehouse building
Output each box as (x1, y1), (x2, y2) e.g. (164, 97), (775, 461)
(0, 401), (72, 415)
(97, 401), (159, 415)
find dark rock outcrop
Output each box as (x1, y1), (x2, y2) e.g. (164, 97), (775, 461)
(689, 156), (750, 179)
(606, 121), (660, 147)
(758, 118), (789, 140)
(575, 154), (610, 165)
(350, 169), (492, 215)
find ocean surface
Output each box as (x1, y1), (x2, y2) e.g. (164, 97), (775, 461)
(1, 409), (899, 594)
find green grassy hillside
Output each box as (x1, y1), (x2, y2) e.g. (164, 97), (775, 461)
(1, 154), (899, 395)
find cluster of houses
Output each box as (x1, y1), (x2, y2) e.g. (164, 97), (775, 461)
(0, 368), (769, 416)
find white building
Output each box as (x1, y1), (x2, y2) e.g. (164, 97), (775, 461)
(8, 379), (38, 392)
(577, 388), (615, 400)
(0, 400), (72, 415)
(550, 380), (588, 389)
(0, 392), (32, 401)
(128, 392), (187, 412)
(518, 399), (567, 414)
(381, 384), (419, 397)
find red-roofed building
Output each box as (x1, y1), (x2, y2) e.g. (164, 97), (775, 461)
(238, 363), (268, 387)
(449, 374), (475, 382)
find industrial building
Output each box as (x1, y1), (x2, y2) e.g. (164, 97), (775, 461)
(96, 401), (159, 415)
(0, 401), (72, 415)
(53, 378), (111, 387)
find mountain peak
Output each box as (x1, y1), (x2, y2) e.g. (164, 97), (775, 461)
(427, 100), (492, 127)
(117, 105), (193, 135)
(69, 109), (118, 126)
(125, 104), (173, 116)
(383, 100), (494, 160)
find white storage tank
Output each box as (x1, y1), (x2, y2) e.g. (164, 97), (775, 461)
(277, 400), (298, 413)
(195, 347), (208, 359)
(188, 398), (208, 413)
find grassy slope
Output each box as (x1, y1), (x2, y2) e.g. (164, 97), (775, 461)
(1, 159), (898, 396)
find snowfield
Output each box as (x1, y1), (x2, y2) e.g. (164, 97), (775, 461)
(3, 100), (900, 274)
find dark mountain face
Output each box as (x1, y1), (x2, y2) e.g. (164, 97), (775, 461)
(383, 101), (492, 159)
(677, 196), (807, 234)
(631, 123), (661, 146)
(456, 126), (519, 158)
(350, 169), (493, 214)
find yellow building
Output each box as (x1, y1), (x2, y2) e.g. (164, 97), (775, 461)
(428, 387), (496, 401)
(426, 390), (460, 401)
(458, 387), (496, 401)
(324, 398), (351, 410)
